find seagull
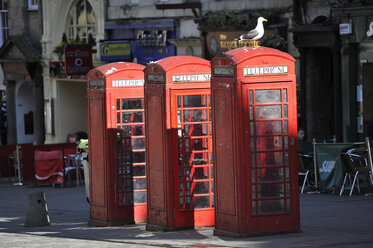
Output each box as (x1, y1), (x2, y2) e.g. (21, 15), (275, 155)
(237, 17), (268, 41)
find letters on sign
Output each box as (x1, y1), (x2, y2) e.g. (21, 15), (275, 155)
(172, 74), (211, 82)
(319, 161), (335, 173)
(112, 79), (144, 87)
(244, 66), (288, 76)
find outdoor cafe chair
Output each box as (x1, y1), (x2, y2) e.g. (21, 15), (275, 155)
(298, 153), (314, 193)
(64, 154), (84, 186)
(339, 151), (372, 196)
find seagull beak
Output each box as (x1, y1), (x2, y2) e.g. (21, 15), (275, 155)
(264, 19), (268, 22)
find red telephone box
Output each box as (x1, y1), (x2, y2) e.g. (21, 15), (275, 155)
(86, 62), (147, 226)
(210, 47), (300, 237)
(144, 56), (214, 230)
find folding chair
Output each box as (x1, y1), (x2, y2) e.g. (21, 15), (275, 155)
(298, 154), (313, 193)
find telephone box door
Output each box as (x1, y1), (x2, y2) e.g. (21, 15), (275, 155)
(171, 89), (214, 227)
(243, 82), (298, 231)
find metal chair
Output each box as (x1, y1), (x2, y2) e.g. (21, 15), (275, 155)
(340, 151), (372, 196)
(298, 153), (313, 194)
(64, 154), (84, 186)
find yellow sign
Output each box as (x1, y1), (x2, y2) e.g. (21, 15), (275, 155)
(101, 43), (131, 57)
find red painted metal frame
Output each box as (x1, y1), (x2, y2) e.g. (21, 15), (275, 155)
(211, 47), (300, 237)
(144, 56), (214, 230)
(86, 62), (147, 226)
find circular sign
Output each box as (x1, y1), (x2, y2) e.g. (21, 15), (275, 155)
(75, 58), (83, 66)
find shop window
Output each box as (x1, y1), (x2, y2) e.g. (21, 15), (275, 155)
(67, 0), (96, 43)
(28, 0), (38, 10)
(0, 0), (8, 48)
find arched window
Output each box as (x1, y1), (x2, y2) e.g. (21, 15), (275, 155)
(67, 0), (96, 43)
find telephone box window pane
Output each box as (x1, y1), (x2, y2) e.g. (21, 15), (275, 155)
(132, 152), (145, 163)
(117, 113), (120, 124)
(284, 105), (288, 118)
(210, 152), (213, 164)
(195, 181), (209, 194)
(177, 96), (181, 108)
(194, 167), (209, 180)
(187, 138), (208, 151)
(251, 153), (255, 167)
(124, 179), (134, 190)
(258, 184), (285, 198)
(286, 167), (289, 180)
(284, 120), (288, 134)
(183, 110), (207, 122)
(133, 178), (146, 190)
(283, 89), (288, 102)
(256, 136), (283, 151)
(184, 168), (191, 181)
(122, 99), (143, 109)
(184, 153), (191, 166)
(252, 201), (257, 215)
(284, 136), (288, 149)
(133, 165), (146, 177)
(210, 167), (214, 179)
(252, 169), (256, 182)
(249, 106), (254, 120)
(257, 168), (283, 182)
(194, 196), (210, 209)
(132, 138), (145, 150)
(179, 168), (183, 180)
(252, 185), (256, 198)
(121, 125), (144, 136)
(134, 192), (147, 204)
(192, 153), (208, 165)
(256, 152), (283, 166)
(255, 89), (281, 103)
(286, 183), (290, 197)
(255, 105), (282, 119)
(256, 121), (282, 135)
(183, 95), (207, 108)
(258, 199), (285, 214)
(287, 199), (291, 213)
(183, 124), (207, 137)
(124, 192), (134, 205)
(250, 138), (255, 151)
(178, 139), (183, 152)
(186, 197), (192, 209)
(186, 182), (191, 195)
(117, 99), (120, 110)
(249, 90), (254, 104)
(180, 183), (184, 195)
(122, 112), (144, 123)
(178, 110), (182, 123)
(250, 122), (254, 136)
(285, 152), (289, 165)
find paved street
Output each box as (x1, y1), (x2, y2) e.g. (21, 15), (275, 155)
(0, 181), (373, 248)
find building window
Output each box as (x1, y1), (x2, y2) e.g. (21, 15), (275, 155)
(0, 0), (8, 48)
(28, 0), (38, 10)
(67, 0), (96, 43)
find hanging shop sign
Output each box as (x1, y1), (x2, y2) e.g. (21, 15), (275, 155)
(100, 42), (131, 62)
(64, 45), (93, 76)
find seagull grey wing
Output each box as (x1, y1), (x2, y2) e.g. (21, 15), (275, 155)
(240, 29), (259, 40)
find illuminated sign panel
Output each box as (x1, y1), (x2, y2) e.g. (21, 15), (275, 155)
(244, 66), (288, 76)
(112, 79), (144, 87)
(172, 74), (211, 82)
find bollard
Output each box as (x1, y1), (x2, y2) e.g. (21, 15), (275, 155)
(24, 191), (50, 227)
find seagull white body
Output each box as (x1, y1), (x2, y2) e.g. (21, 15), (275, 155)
(238, 17), (268, 41)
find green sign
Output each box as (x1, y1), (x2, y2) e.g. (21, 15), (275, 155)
(315, 143), (353, 191)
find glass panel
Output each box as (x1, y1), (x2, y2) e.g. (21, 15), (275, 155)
(122, 99), (143, 110)
(178, 139), (183, 152)
(249, 90), (254, 104)
(285, 152), (289, 165)
(124, 192), (134, 205)
(186, 196), (192, 209)
(183, 110), (207, 122)
(251, 153), (255, 167)
(121, 125), (144, 137)
(134, 192), (147, 204)
(255, 105), (282, 120)
(133, 165), (146, 177)
(194, 181), (209, 194)
(117, 113), (120, 124)
(194, 196), (210, 209)
(284, 136), (288, 149)
(256, 136), (283, 151)
(183, 95), (207, 108)
(179, 168), (183, 180)
(185, 182), (191, 195)
(257, 152), (283, 166)
(211, 182), (214, 193)
(210, 167), (214, 179)
(257, 168), (283, 182)
(255, 90), (281, 104)
(131, 138), (145, 150)
(256, 121), (282, 135)
(250, 138), (255, 152)
(252, 169), (256, 183)
(177, 95), (181, 108)
(286, 183), (290, 197)
(183, 124), (207, 137)
(184, 168), (191, 181)
(252, 201), (257, 215)
(285, 167), (289, 181)
(122, 112), (144, 123)
(192, 153), (208, 165)
(194, 167), (210, 180)
(133, 178), (146, 190)
(250, 122), (254, 136)
(258, 200), (285, 214)
(116, 99), (120, 110)
(283, 89), (287, 102)
(187, 138), (208, 151)
(249, 106), (254, 120)
(132, 152), (145, 163)
(179, 183), (184, 195)
(252, 185), (256, 199)
(210, 152), (213, 164)
(284, 120), (288, 134)
(287, 199), (291, 213)
(178, 110), (182, 123)
(178, 154), (183, 166)
(184, 153), (191, 166)
(258, 184), (285, 198)
(284, 105), (288, 118)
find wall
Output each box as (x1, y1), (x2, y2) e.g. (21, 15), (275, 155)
(16, 81), (34, 144)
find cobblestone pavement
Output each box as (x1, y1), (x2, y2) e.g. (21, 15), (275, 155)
(1, 181), (373, 248)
